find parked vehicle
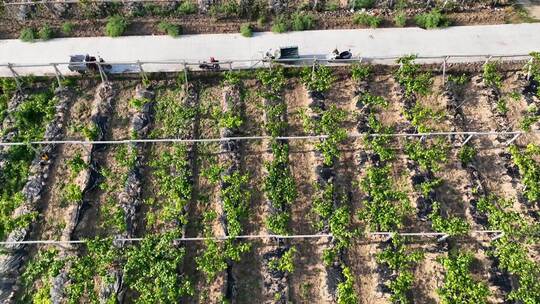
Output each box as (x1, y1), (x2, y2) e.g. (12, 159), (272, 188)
(263, 46), (300, 63)
(199, 57), (221, 71)
(327, 49), (353, 61)
(68, 54), (112, 74)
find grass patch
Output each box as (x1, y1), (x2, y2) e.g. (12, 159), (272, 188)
(291, 12), (316, 31)
(38, 24), (54, 40)
(272, 15), (288, 33)
(61, 22), (74, 36)
(353, 13), (382, 28)
(353, 0), (374, 9)
(158, 21), (181, 37)
(415, 9), (450, 29)
(177, 1), (198, 14)
(394, 12), (407, 27)
(19, 27), (36, 42)
(240, 23), (253, 37)
(105, 15), (129, 37)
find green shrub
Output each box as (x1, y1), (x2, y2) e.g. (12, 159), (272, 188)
(415, 9), (450, 29)
(271, 15), (288, 33)
(351, 63), (371, 81)
(291, 12), (316, 31)
(105, 15), (128, 37)
(158, 21), (181, 37)
(177, 1), (198, 14)
(240, 23), (253, 37)
(353, 13), (382, 28)
(394, 12), (407, 27)
(325, 1), (339, 11)
(458, 144), (477, 166)
(38, 24), (54, 40)
(353, 0), (374, 9)
(19, 28), (36, 42)
(257, 15), (268, 27)
(61, 22), (74, 36)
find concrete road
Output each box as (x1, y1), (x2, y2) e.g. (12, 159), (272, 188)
(1, 23), (540, 76)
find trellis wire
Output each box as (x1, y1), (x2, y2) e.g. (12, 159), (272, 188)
(0, 130), (534, 147)
(0, 230), (506, 246)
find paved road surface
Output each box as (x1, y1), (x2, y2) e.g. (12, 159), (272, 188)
(1, 23), (540, 76)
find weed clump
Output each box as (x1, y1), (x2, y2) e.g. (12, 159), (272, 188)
(105, 15), (129, 37)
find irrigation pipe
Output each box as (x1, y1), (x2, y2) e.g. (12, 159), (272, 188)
(0, 230), (506, 246)
(0, 130), (534, 147)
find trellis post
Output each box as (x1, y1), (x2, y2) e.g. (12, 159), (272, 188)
(526, 57), (533, 81)
(442, 56), (449, 86)
(437, 234), (449, 242)
(461, 134), (473, 146)
(96, 61), (107, 84)
(7, 63), (22, 92)
(311, 58), (317, 81)
(505, 133), (521, 146)
(137, 60), (148, 85)
(491, 232), (504, 241)
(51, 63), (64, 89)
(183, 61), (188, 94)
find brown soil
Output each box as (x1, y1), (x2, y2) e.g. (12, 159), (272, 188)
(0, 5), (530, 39)
(16, 65), (540, 304)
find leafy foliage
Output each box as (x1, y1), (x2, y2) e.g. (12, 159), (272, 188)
(19, 27), (36, 42)
(394, 11), (407, 27)
(478, 194), (540, 303)
(240, 23), (253, 37)
(61, 22), (74, 35)
(300, 65), (336, 93)
(353, 13), (382, 28)
(437, 252), (490, 304)
(124, 231), (194, 302)
(158, 21), (181, 37)
(458, 144), (476, 166)
(359, 165), (411, 231)
(38, 24), (54, 40)
(429, 202), (470, 236)
(403, 102), (444, 133)
(269, 247), (297, 273)
(264, 142), (296, 234)
(482, 61), (502, 89)
(395, 55), (433, 98)
(350, 63), (371, 81)
(105, 15), (128, 37)
(304, 105), (347, 166)
(509, 144), (540, 203)
(20, 248), (64, 303)
(291, 12), (316, 31)
(415, 9), (450, 29)
(0, 88), (56, 240)
(377, 236), (423, 303)
(528, 52), (540, 97)
(405, 138), (448, 172)
(336, 266), (359, 304)
(364, 114), (395, 161)
(148, 144), (193, 228)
